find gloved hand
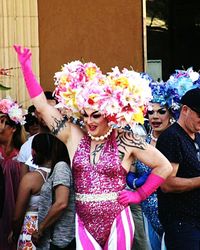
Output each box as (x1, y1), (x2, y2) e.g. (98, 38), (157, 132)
(13, 45), (32, 69)
(13, 45), (43, 98)
(119, 173), (165, 206)
(126, 172), (150, 189)
(118, 190), (142, 205)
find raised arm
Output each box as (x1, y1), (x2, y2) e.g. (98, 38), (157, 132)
(13, 45), (70, 143)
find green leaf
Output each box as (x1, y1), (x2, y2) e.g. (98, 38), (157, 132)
(0, 84), (11, 90)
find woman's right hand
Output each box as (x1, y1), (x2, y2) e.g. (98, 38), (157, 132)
(7, 230), (17, 245)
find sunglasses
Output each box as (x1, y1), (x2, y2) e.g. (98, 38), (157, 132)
(147, 108), (167, 116)
(194, 142), (200, 162)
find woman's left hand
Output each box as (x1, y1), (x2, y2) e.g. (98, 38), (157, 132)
(31, 230), (42, 246)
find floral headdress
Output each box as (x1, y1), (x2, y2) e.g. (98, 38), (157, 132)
(164, 67), (200, 118)
(54, 62), (152, 130)
(140, 72), (169, 107)
(149, 80), (169, 106)
(144, 68), (200, 119)
(54, 60), (105, 117)
(0, 97), (26, 125)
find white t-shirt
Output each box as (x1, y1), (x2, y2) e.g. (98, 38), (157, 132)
(17, 134), (38, 171)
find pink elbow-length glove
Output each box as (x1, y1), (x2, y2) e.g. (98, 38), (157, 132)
(118, 173), (165, 206)
(13, 45), (43, 98)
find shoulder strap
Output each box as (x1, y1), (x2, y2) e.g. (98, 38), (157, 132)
(35, 169), (49, 182)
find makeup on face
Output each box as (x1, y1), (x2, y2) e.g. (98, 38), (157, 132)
(82, 109), (110, 138)
(82, 110), (102, 120)
(147, 108), (167, 116)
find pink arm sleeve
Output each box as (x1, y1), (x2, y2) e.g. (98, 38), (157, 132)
(137, 173), (165, 200)
(118, 173), (165, 205)
(13, 45), (43, 98)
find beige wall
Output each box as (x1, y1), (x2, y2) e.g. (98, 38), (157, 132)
(38, 0), (145, 91)
(0, 0), (39, 108)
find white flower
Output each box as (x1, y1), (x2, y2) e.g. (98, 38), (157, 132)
(9, 104), (25, 124)
(189, 71), (199, 82)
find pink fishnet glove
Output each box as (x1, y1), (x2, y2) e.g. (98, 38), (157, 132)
(13, 45), (43, 98)
(118, 173), (165, 206)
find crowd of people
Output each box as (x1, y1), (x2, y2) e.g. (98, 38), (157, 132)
(0, 44), (200, 250)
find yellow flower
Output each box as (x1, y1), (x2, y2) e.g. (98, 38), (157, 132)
(112, 76), (129, 89)
(86, 67), (97, 80)
(60, 75), (70, 85)
(129, 83), (142, 94)
(61, 89), (78, 110)
(89, 93), (98, 100)
(132, 108), (144, 124)
(98, 78), (106, 85)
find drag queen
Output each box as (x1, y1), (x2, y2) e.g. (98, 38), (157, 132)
(127, 69), (199, 250)
(14, 45), (172, 250)
(137, 80), (174, 250)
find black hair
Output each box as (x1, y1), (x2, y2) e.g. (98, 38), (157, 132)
(44, 91), (54, 100)
(6, 117), (24, 150)
(50, 135), (70, 175)
(24, 113), (38, 132)
(32, 133), (55, 165)
(44, 91), (58, 104)
(32, 133), (70, 170)
(27, 105), (36, 113)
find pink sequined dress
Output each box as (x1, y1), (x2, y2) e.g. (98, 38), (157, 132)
(73, 131), (128, 247)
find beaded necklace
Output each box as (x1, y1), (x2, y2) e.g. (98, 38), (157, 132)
(150, 131), (158, 142)
(88, 127), (113, 141)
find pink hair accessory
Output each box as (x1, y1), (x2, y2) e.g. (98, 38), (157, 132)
(0, 97), (26, 125)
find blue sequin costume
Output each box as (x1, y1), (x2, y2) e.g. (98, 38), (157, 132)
(136, 134), (163, 237)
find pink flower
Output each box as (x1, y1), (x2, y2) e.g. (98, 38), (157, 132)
(0, 98), (26, 124)
(0, 99), (12, 114)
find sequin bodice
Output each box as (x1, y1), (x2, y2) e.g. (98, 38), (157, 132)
(73, 131), (127, 194)
(72, 131), (127, 246)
